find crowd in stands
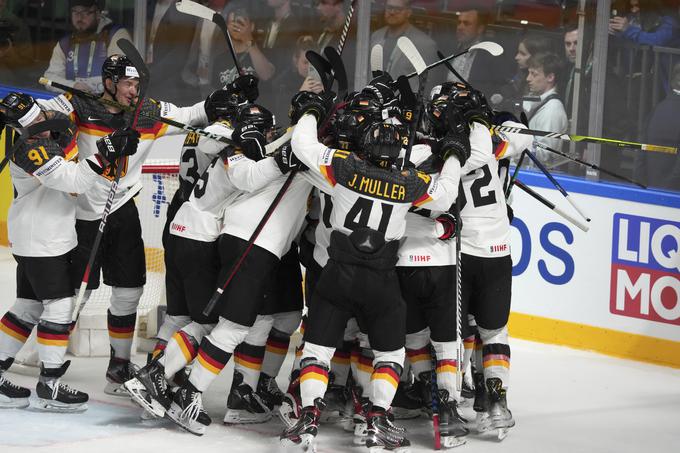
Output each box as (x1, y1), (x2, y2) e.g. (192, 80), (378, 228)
(1, 0), (679, 190)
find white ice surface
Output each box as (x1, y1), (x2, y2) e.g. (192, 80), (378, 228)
(0, 246), (678, 453)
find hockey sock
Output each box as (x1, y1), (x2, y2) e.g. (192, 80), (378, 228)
(479, 326), (510, 388)
(154, 314), (191, 359)
(0, 312), (34, 361)
(189, 337), (232, 392)
(300, 358), (330, 408)
(330, 340), (352, 387)
(36, 321), (70, 369)
(472, 332), (483, 374)
(152, 340), (167, 360)
(463, 334), (475, 374)
(107, 310), (136, 360)
(261, 327), (291, 379)
(234, 342), (266, 390)
(163, 330), (199, 379)
(400, 359), (412, 384)
(355, 347), (374, 398)
(405, 328), (433, 378)
(431, 340), (458, 401)
(370, 361), (402, 410)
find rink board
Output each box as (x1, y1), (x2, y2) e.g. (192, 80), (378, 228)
(508, 170), (680, 368)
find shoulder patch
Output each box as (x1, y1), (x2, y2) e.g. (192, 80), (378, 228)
(53, 94), (75, 115)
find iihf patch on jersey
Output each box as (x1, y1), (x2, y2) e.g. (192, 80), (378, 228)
(320, 148), (335, 166)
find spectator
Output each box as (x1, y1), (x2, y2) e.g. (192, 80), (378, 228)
(370, 0), (440, 92)
(0, 0), (33, 87)
(491, 34), (553, 114)
(524, 52), (568, 164)
(181, 0), (229, 99)
(212, 3), (275, 89)
(609, 0), (679, 47)
(147, 0), (199, 104)
(635, 62), (680, 191)
(261, 0), (309, 76)
(43, 0), (131, 94)
(445, 8), (508, 96)
(315, 0), (347, 50)
(562, 24), (580, 116)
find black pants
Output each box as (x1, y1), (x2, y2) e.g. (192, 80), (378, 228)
(165, 234), (220, 324)
(303, 231), (405, 352)
(460, 254), (512, 335)
(15, 252), (75, 301)
(396, 265), (457, 342)
(260, 246), (304, 315)
(71, 198), (146, 290)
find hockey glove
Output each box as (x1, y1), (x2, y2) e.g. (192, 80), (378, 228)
(95, 127), (140, 162)
(435, 212), (461, 241)
(225, 74), (259, 103)
(437, 132), (471, 166)
(362, 73), (396, 106)
(273, 143), (307, 174)
(289, 91), (335, 125)
(233, 123), (266, 161)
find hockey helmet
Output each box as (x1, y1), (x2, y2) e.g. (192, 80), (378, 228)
(360, 121), (404, 168)
(205, 89), (247, 123)
(333, 92), (383, 151)
(102, 54), (139, 86)
(236, 103), (275, 137)
(0, 92), (42, 129)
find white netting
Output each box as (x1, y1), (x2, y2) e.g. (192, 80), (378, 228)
(79, 160), (179, 318)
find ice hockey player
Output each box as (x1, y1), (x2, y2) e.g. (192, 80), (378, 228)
(0, 91), (138, 411)
(39, 54), (210, 395)
(278, 89), (470, 452)
(124, 103), (292, 420)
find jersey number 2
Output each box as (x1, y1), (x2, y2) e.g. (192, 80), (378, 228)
(460, 164), (497, 209)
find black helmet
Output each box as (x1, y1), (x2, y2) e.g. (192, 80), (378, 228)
(102, 54), (139, 86)
(333, 92), (383, 151)
(0, 92), (42, 129)
(236, 103), (275, 135)
(205, 89), (247, 123)
(361, 122), (404, 168)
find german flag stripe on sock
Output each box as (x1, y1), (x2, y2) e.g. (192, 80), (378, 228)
(371, 366), (399, 390)
(406, 346), (430, 363)
(152, 341), (166, 359)
(300, 365), (329, 385)
(108, 324), (135, 339)
(436, 359), (458, 374)
(357, 354), (373, 373)
(107, 311), (137, 339)
(474, 335), (483, 350)
(265, 338), (289, 356)
(36, 330), (69, 347)
(173, 330), (197, 362)
(463, 336), (476, 349)
(197, 349), (227, 375)
(483, 354), (510, 369)
(331, 350), (351, 365)
(196, 338), (231, 375)
(0, 314), (32, 342)
(234, 348), (265, 370)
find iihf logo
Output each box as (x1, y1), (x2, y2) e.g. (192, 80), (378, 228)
(610, 214), (680, 325)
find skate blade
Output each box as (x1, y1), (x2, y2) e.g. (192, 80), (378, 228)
(223, 409), (272, 424)
(166, 403), (207, 436)
(0, 397), (30, 409)
(497, 427), (510, 441)
(441, 435), (467, 448)
(353, 422), (367, 445)
(280, 434), (317, 452)
(278, 401), (299, 428)
(124, 379), (166, 418)
(367, 446), (411, 453)
(104, 382), (130, 397)
(34, 399), (87, 413)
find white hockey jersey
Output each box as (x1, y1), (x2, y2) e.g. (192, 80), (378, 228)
(171, 152), (283, 242)
(38, 93), (208, 220)
(291, 115), (462, 243)
(8, 133), (107, 257)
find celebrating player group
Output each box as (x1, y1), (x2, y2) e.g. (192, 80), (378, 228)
(0, 27), (543, 451)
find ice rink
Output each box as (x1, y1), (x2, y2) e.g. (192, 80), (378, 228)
(0, 246), (678, 453)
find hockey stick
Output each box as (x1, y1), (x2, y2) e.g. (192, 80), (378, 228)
(454, 194), (464, 393)
(430, 345), (442, 450)
(306, 50), (334, 93)
(489, 124), (677, 154)
(533, 141), (647, 188)
(38, 77), (292, 155)
(397, 36), (428, 170)
(324, 47), (349, 100)
(403, 41), (503, 81)
(505, 150), (527, 198)
(370, 44), (383, 76)
(201, 0), (358, 318)
(176, 0), (242, 75)
(72, 38), (150, 322)
(522, 149), (591, 222)
(513, 179), (590, 232)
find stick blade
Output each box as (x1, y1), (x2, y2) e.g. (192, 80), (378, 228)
(469, 41), (504, 56)
(397, 36), (427, 74)
(175, 0), (216, 21)
(306, 50), (334, 93)
(370, 44), (383, 75)
(323, 46), (348, 99)
(116, 38), (150, 81)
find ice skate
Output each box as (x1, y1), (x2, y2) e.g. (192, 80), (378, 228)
(223, 371), (272, 424)
(365, 407), (410, 452)
(35, 361), (88, 412)
(470, 372), (491, 433)
(279, 369), (302, 427)
(0, 358), (31, 409)
(167, 381), (212, 436)
(486, 378), (514, 440)
(256, 372), (283, 410)
(459, 372), (474, 407)
(351, 395), (371, 445)
(105, 352), (138, 396)
(279, 398), (324, 452)
(437, 390), (469, 448)
(391, 380), (424, 420)
(124, 358), (171, 418)
(320, 383), (350, 422)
